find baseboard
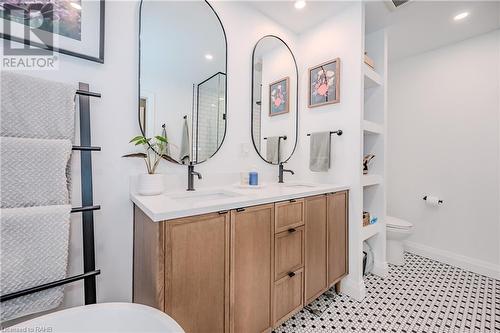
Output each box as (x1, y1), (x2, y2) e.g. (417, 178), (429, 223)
(340, 276), (366, 301)
(405, 241), (500, 280)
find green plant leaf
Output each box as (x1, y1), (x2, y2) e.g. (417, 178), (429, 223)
(155, 135), (167, 143)
(129, 135), (144, 143)
(122, 153), (147, 158)
(161, 154), (181, 164)
(134, 138), (147, 145)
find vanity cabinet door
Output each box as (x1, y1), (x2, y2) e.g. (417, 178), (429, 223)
(230, 204), (274, 333)
(304, 195), (328, 303)
(327, 191), (349, 286)
(164, 212), (230, 333)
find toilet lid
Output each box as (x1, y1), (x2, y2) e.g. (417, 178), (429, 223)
(386, 216), (413, 229)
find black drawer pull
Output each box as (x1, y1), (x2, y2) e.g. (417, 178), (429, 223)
(236, 208), (245, 212)
(288, 272), (296, 278)
(289, 199), (296, 203)
(218, 210), (228, 215)
(288, 228), (296, 233)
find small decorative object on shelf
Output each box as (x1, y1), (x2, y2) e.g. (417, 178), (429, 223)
(363, 211), (371, 227)
(363, 154), (376, 174)
(364, 52), (375, 69)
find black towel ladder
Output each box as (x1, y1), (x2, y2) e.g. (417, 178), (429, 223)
(0, 83), (102, 304)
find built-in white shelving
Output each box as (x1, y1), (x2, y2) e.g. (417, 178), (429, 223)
(363, 120), (383, 135)
(362, 174), (383, 187)
(359, 26), (388, 290)
(362, 222), (383, 241)
(364, 64), (382, 89)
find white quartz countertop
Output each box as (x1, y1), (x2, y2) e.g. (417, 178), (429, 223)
(130, 182), (350, 222)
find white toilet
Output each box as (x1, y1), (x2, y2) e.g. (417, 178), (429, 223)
(386, 216), (414, 265)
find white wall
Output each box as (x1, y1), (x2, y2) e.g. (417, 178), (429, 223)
(288, 3), (365, 298)
(387, 30), (500, 278)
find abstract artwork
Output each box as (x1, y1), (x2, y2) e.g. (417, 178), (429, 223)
(269, 77), (289, 116)
(309, 58), (340, 108)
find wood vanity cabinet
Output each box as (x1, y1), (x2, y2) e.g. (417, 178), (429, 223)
(133, 208), (230, 333)
(304, 195), (328, 303)
(272, 199), (305, 325)
(230, 204), (274, 333)
(327, 191), (349, 285)
(133, 190), (348, 333)
(304, 191), (349, 303)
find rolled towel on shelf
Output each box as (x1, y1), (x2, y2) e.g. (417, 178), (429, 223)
(309, 131), (332, 172)
(0, 137), (72, 208)
(266, 136), (280, 164)
(1, 71), (76, 140)
(0, 205), (71, 321)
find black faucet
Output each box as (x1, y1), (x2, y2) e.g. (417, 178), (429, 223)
(278, 163), (294, 183)
(187, 163), (202, 191)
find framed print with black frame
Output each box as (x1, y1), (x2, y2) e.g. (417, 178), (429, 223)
(0, 0), (105, 63)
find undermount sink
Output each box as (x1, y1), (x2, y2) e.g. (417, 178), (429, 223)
(169, 189), (242, 203)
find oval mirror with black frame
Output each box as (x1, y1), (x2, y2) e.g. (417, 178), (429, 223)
(251, 35), (298, 166)
(139, 0), (227, 165)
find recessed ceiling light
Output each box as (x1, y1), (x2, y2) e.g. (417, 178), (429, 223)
(454, 12), (469, 21)
(70, 2), (82, 10)
(294, 0), (306, 10)
(205, 54), (213, 61)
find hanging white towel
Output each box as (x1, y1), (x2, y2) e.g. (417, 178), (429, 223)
(0, 72), (76, 322)
(0, 205), (71, 321)
(266, 136), (280, 164)
(0, 137), (72, 208)
(0, 71), (76, 140)
(309, 132), (332, 172)
(179, 117), (190, 164)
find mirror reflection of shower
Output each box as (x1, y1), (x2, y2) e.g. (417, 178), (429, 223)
(192, 72), (227, 163)
(139, 0), (227, 165)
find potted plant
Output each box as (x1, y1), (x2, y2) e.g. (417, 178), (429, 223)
(124, 134), (169, 196)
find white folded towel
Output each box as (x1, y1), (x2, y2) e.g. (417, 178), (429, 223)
(0, 71), (76, 140)
(0, 137), (72, 208)
(0, 205), (71, 321)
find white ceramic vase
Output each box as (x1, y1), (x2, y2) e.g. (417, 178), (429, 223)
(138, 173), (164, 196)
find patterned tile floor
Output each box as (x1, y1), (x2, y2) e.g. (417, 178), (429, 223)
(273, 253), (499, 333)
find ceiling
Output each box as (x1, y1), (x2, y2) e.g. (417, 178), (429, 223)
(365, 1), (500, 62)
(244, 1), (353, 34)
(245, 1), (500, 62)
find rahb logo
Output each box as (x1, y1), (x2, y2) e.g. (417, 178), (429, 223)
(2, 2), (59, 70)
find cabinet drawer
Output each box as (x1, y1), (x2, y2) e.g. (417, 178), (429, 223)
(275, 199), (305, 233)
(274, 226), (304, 281)
(273, 268), (304, 326)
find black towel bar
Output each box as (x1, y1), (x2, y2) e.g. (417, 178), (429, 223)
(307, 130), (343, 136)
(263, 135), (287, 140)
(0, 83), (101, 306)
(71, 205), (101, 213)
(72, 146), (101, 151)
(76, 90), (101, 98)
(0, 270), (101, 302)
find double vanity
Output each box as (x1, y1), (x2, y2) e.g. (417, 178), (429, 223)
(132, 183), (349, 333)
(135, 1), (350, 332)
